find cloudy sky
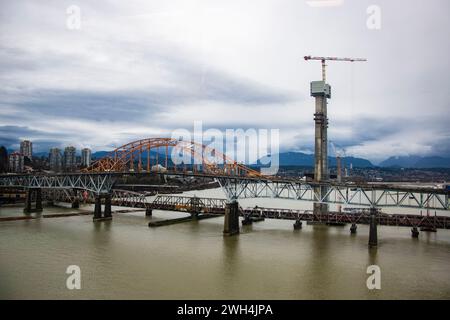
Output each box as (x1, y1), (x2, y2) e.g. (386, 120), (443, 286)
(0, 0), (449, 163)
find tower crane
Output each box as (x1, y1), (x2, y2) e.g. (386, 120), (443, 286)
(305, 55), (366, 216)
(304, 55), (367, 82)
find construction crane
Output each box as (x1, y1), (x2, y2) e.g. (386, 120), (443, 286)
(305, 55), (366, 216)
(330, 141), (346, 213)
(304, 55), (367, 82)
(330, 141), (344, 183)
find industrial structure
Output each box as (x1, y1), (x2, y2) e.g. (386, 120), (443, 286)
(304, 55), (367, 218)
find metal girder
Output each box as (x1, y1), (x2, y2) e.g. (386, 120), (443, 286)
(1, 172), (448, 211)
(0, 173), (116, 194)
(242, 206), (450, 229)
(216, 179), (449, 211)
(152, 195), (227, 209)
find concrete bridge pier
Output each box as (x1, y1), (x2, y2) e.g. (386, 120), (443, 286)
(223, 200), (240, 236)
(93, 195), (102, 219)
(145, 207), (152, 216)
(350, 223), (357, 234)
(93, 194), (112, 222)
(189, 196), (200, 219)
(71, 199), (80, 209)
(368, 207), (378, 247)
(35, 189), (42, 212)
(71, 190), (80, 209)
(242, 215), (253, 225)
(411, 227), (419, 238)
(293, 220), (303, 230)
(104, 194), (112, 219)
(24, 190), (32, 213)
(23, 188), (43, 214)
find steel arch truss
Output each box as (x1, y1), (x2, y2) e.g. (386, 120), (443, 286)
(216, 178), (449, 210)
(85, 137), (262, 177)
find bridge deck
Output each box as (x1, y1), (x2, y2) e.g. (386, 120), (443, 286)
(8, 189), (449, 230)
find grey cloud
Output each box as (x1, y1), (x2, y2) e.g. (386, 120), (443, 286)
(0, 0), (449, 161)
(0, 125), (74, 152)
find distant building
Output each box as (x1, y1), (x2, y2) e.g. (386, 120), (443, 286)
(49, 148), (62, 172)
(63, 146), (77, 171)
(8, 152), (24, 173)
(20, 140), (33, 160)
(0, 146), (8, 173)
(81, 148), (92, 167)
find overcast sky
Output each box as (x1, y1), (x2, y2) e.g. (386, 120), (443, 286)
(0, 0), (449, 163)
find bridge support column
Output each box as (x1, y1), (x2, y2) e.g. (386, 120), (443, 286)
(190, 212), (199, 220)
(35, 188), (42, 212)
(93, 194), (112, 221)
(71, 190), (80, 209)
(23, 188), (43, 214)
(189, 196), (200, 220)
(71, 198), (80, 209)
(24, 189), (33, 214)
(242, 215), (253, 226)
(223, 200), (240, 236)
(293, 220), (302, 230)
(312, 84), (329, 218)
(93, 195), (102, 220)
(411, 227), (419, 238)
(145, 207), (152, 217)
(368, 207), (378, 247)
(103, 194), (112, 219)
(350, 223), (357, 234)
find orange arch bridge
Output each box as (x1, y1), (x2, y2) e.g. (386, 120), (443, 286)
(85, 138), (262, 177)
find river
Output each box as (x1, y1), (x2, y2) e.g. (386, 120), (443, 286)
(1, 187), (449, 299)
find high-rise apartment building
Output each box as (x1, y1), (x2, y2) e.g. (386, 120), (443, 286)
(8, 152), (24, 173)
(63, 146), (77, 171)
(81, 148), (92, 167)
(20, 140), (32, 160)
(49, 148), (62, 172)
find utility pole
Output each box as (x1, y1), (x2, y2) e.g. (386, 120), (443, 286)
(305, 55), (366, 216)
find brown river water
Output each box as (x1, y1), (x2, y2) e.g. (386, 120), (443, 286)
(0, 188), (449, 299)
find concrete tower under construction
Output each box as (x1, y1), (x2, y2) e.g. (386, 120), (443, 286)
(305, 55), (366, 216)
(311, 80), (331, 215)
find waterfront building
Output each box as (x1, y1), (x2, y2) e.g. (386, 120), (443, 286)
(20, 140), (32, 160)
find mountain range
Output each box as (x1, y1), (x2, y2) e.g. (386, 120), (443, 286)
(261, 152), (450, 168)
(379, 155), (450, 168)
(258, 152), (374, 168)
